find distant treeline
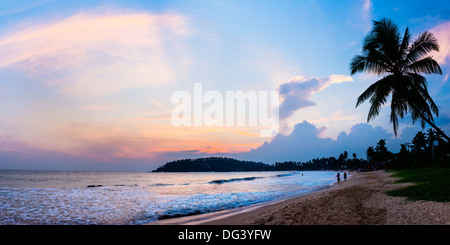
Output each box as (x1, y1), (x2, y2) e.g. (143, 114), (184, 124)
(152, 157), (273, 172)
(152, 155), (366, 172)
(274, 152), (367, 171)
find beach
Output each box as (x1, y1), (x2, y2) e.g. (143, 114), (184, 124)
(158, 170), (450, 225)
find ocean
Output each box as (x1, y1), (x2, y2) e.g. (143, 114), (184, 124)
(0, 170), (338, 225)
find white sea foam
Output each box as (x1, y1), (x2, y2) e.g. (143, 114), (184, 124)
(0, 170), (338, 224)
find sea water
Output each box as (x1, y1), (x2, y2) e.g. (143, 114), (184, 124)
(0, 170), (337, 225)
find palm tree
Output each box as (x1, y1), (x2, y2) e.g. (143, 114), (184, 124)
(412, 131), (427, 153)
(425, 128), (437, 148)
(366, 146), (375, 163)
(350, 18), (449, 141)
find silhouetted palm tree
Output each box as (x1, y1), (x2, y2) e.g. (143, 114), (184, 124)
(425, 128), (437, 147)
(350, 18), (449, 141)
(412, 131), (427, 153)
(425, 128), (445, 150)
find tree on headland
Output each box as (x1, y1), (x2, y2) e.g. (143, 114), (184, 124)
(350, 18), (449, 141)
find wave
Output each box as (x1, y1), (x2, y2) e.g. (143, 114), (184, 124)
(86, 184), (139, 188)
(153, 191), (279, 222)
(153, 182), (191, 187)
(276, 173), (292, 177)
(158, 210), (204, 220)
(275, 172), (299, 178)
(208, 176), (264, 184)
(208, 172), (299, 185)
(152, 183), (175, 187)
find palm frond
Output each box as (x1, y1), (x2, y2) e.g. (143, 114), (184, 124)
(407, 73), (439, 116)
(350, 55), (391, 75)
(368, 18), (402, 62)
(399, 27), (411, 59)
(405, 31), (440, 65)
(407, 87), (435, 126)
(356, 75), (394, 108)
(355, 82), (377, 107)
(406, 56), (442, 74)
(366, 76), (393, 122)
(390, 111), (399, 136)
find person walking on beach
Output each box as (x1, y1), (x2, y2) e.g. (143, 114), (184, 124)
(343, 172), (347, 181)
(336, 173), (340, 182)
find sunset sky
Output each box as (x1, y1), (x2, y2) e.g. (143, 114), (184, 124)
(1, 0), (450, 171)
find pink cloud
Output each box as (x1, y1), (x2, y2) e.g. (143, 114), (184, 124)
(82, 104), (115, 112)
(0, 10), (191, 96)
(430, 21), (450, 65)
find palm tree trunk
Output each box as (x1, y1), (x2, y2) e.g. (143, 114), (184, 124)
(414, 109), (450, 142)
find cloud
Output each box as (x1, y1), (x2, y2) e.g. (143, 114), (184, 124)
(357, 0), (373, 31)
(0, 10), (191, 96)
(82, 104), (115, 112)
(430, 21), (450, 65)
(362, 0), (372, 18)
(278, 75), (353, 120)
(234, 120), (417, 164)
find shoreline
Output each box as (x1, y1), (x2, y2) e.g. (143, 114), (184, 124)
(147, 172), (345, 225)
(147, 170), (450, 225)
(147, 184), (336, 225)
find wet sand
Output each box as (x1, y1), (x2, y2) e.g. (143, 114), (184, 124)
(200, 170), (450, 225)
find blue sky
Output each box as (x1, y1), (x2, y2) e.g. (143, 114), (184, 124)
(0, 0), (449, 170)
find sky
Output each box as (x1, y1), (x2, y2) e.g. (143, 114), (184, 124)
(0, 0), (449, 171)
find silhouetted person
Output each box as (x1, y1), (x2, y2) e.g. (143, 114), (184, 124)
(336, 173), (340, 182)
(343, 172), (347, 181)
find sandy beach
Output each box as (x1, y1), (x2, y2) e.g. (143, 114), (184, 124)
(150, 170), (450, 225)
(199, 170), (450, 225)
